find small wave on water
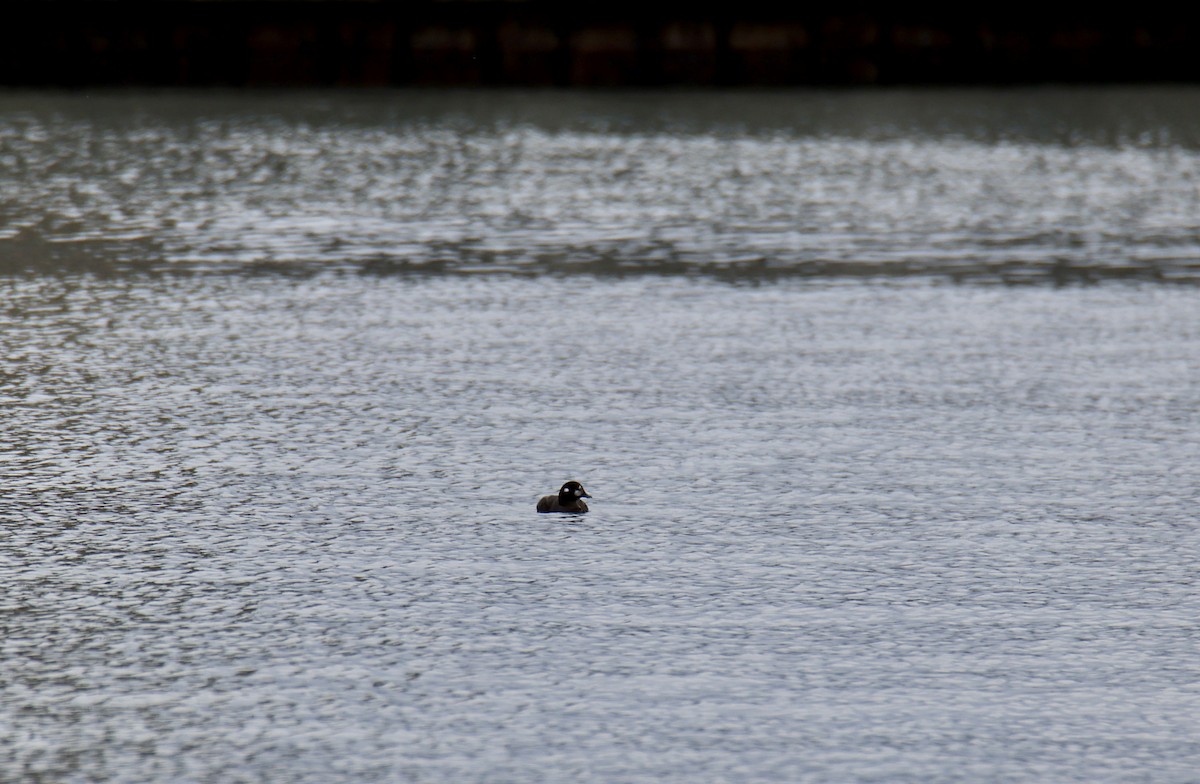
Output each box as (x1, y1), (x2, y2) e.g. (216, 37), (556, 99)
(3, 88), (1200, 284)
(4, 241), (1198, 285)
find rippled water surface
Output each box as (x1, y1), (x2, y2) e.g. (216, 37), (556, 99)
(2, 90), (1200, 783)
(4, 87), (1200, 280)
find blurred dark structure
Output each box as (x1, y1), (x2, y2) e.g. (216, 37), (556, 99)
(3, 2), (1199, 87)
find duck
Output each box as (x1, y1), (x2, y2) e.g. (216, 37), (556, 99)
(537, 481), (591, 513)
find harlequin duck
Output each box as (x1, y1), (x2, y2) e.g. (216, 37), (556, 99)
(536, 481), (591, 513)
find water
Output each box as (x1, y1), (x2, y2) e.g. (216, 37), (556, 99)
(4, 87), (1200, 281)
(2, 89), (1200, 783)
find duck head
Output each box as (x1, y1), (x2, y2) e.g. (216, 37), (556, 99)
(558, 481), (591, 504)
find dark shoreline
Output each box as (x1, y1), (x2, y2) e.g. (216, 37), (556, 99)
(4, 3), (1200, 88)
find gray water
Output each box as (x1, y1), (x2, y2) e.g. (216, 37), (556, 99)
(5, 88), (1200, 281)
(2, 89), (1200, 783)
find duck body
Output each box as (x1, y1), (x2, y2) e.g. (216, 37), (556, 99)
(537, 481), (591, 513)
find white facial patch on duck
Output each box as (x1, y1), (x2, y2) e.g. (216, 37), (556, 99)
(574, 489), (583, 496)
